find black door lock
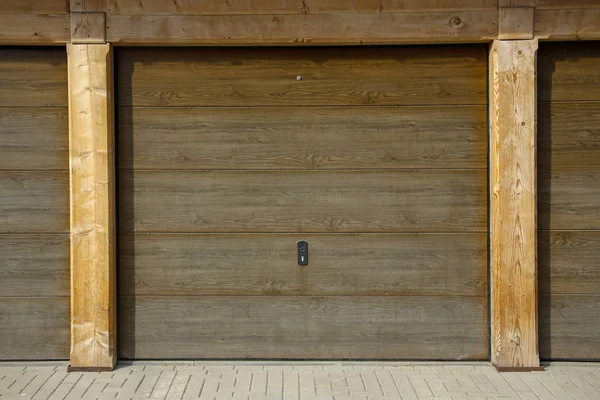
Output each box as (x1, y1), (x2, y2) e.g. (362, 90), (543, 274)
(297, 241), (308, 266)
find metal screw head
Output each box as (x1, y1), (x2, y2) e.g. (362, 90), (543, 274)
(297, 76), (302, 81)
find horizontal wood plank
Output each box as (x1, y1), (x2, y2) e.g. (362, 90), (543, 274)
(117, 46), (486, 107)
(0, 297), (70, 360)
(539, 231), (600, 296)
(0, 235), (69, 297)
(0, 0), (69, 13)
(119, 170), (487, 233)
(0, 108), (68, 170)
(539, 42), (600, 102)
(0, 14), (70, 45)
(537, 0), (600, 9)
(536, 8), (600, 42)
(107, 12), (498, 47)
(106, 0), (497, 14)
(0, 49), (68, 107)
(0, 172), (69, 233)
(538, 102), (600, 168)
(118, 106), (486, 170)
(120, 233), (487, 297)
(119, 295), (488, 360)
(538, 167), (600, 230)
(540, 294), (600, 360)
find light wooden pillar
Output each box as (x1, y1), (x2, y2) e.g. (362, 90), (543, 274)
(489, 39), (541, 372)
(67, 43), (116, 371)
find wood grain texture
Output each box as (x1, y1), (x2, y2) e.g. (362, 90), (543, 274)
(71, 12), (106, 43)
(106, 0), (497, 14)
(537, 0), (600, 9)
(106, 12), (498, 46)
(499, 7), (534, 40)
(117, 46), (487, 107)
(539, 42), (600, 102)
(535, 8), (600, 41)
(0, 49), (67, 107)
(539, 231), (600, 296)
(119, 295), (488, 360)
(0, 0), (69, 13)
(0, 108), (68, 171)
(0, 297), (70, 360)
(71, 0), (106, 12)
(0, 235), (69, 298)
(119, 170), (487, 233)
(0, 172), (69, 234)
(119, 233), (487, 297)
(489, 40), (539, 369)
(539, 294), (600, 360)
(0, 14), (70, 45)
(118, 106), (486, 170)
(538, 167), (600, 230)
(538, 103), (600, 168)
(68, 44), (116, 369)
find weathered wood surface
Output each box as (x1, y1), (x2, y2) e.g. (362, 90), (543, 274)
(71, 12), (107, 43)
(0, 14), (71, 45)
(119, 295), (488, 360)
(535, 8), (600, 41)
(537, 0), (600, 8)
(499, 7), (534, 40)
(68, 44), (117, 369)
(118, 46), (486, 107)
(0, 235), (69, 297)
(0, 49), (67, 107)
(120, 170), (487, 233)
(0, 172), (69, 233)
(539, 294), (600, 360)
(539, 231), (600, 296)
(0, 108), (68, 170)
(71, 0), (107, 12)
(0, 297), (70, 360)
(108, 12), (498, 45)
(489, 40), (539, 369)
(120, 233), (487, 296)
(0, 0), (69, 13)
(539, 42), (600, 102)
(106, 0), (497, 14)
(118, 106), (486, 170)
(538, 103), (600, 168)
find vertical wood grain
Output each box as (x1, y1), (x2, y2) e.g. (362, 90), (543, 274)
(489, 39), (539, 369)
(67, 43), (116, 370)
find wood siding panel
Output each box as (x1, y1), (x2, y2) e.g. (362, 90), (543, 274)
(119, 233), (487, 297)
(538, 102), (600, 168)
(0, 235), (69, 297)
(0, 172), (69, 233)
(537, 0), (600, 9)
(539, 231), (600, 296)
(119, 170), (487, 233)
(106, 0), (497, 14)
(540, 294), (600, 360)
(117, 47), (487, 107)
(0, 49), (68, 107)
(0, 0), (69, 13)
(0, 108), (68, 171)
(0, 14), (71, 45)
(118, 106), (486, 170)
(539, 42), (600, 102)
(0, 298), (70, 360)
(119, 296), (488, 360)
(535, 9), (600, 42)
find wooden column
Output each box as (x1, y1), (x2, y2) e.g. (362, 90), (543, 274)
(489, 39), (541, 371)
(67, 43), (116, 371)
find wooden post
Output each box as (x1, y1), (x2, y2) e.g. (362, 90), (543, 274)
(489, 39), (541, 371)
(67, 43), (116, 371)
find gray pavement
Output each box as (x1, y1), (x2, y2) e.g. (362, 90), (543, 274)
(0, 361), (599, 400)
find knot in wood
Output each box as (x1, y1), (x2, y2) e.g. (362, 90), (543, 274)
(450, 17), (462, 27)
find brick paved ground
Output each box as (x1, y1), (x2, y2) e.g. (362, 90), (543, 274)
(0, 362), (598, 400)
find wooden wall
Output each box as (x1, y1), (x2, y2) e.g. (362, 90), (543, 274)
(0, 48), (70, 360)
(538, 41), (600, 361)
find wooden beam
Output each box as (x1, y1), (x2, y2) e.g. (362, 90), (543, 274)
(489, 39), (540, 371)
(499, 7), (534, 40)
(106, 12), (498, 45)
(71, 12), (106, 43)
(70, 0), (106, 12)
(535, 8), (600, 41)
(0, 14), (70, 44)
(67, 43), (116, 371)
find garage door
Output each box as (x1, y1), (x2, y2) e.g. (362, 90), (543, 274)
(117, 46), (489, 360)
(0, 48), (70, 360)
(539, 42), (600, 360)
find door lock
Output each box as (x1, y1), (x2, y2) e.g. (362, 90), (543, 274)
(297, 241), (308, 266)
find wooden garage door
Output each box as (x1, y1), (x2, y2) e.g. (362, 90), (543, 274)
(117, 46), (489, 360)
(0, 48), (70, 360)
(539, 42), (600, 360)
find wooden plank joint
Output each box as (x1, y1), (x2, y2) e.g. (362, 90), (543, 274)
(499, 7), (534, 40)
(71, 12), (106, 43)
